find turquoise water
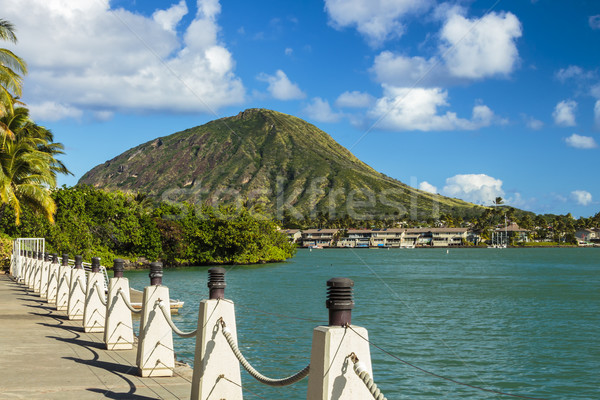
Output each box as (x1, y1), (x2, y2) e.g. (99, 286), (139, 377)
(125, 248), (600, 399)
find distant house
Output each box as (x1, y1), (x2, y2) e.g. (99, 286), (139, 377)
(503, 223), (531, 242)
(403, 228), (469, 247)
(339, 229), (372, 248)
(574, 229), (598, 243)
(282, 229), (302, 243)
(301, 229), (339, 247)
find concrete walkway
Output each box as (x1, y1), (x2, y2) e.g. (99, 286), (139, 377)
(0, 273), (192, 400)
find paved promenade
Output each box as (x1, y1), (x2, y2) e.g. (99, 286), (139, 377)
(0, 273), (192, 400)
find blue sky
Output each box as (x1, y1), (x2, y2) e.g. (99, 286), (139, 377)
(2, 0), (600, 217)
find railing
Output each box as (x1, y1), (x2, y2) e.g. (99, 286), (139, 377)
(7, 238), (548, 400)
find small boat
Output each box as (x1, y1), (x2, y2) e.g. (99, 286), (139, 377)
(308, 244), (323, 249)
(129, 288), (184, 314)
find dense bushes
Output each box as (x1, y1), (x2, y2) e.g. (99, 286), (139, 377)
(0, 185), (295, 266)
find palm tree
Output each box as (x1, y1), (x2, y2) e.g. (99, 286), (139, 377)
(0, 107), (71, 224)
(0, 19), (27, 131)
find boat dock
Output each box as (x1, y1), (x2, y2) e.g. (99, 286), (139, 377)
(0, 273), (192, 400)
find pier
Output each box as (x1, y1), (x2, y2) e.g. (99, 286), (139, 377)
(0, 273), (192, 399)
(5, 239), (387, 400)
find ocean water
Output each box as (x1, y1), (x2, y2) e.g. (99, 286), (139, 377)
(125, 248), (600, 399)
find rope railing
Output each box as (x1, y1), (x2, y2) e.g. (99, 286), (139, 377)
(94, 282), (107, 306)
(156, 300), (197, 338)
(349, 352), (388, 400)
(218, 318), (310, 387)
(116, 288), (142, 314)
(76, 276), (87, 293)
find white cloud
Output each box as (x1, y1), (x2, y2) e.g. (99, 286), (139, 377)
(284, 48), (293, 56)
(589, 15), (600, 30)
(371, 52), (448, 87)
(419, 181), (438, 194)
(335, 91), (374, 108)
(565, 133), (597, 149)
(522, 114), (544, 130)
(304, 97), (343, 123)
(153, 0), (188, 32)
(595, 100), (600, 129)
(324, 0), (433, 46)
(28, 101), (83, 121)
(257, 70), (305, 100)
(368, 85), (497, 131)
(571, 190), (592, 206)
(555, 65), (589, 82)
(442, 174), (504, 205)
(1, 0), (245, 120)
(553, 100), (577, 126)
(440, 11), (522, 79)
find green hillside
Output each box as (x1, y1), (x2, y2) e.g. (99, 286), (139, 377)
(79, 108), (482, 219)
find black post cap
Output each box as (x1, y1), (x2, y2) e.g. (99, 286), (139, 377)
(326, 277), (355, 327)
(91, 257), (101, 273)
(52, 253), (59, 264)
(149, 262), (163, 285)
(74, 255), (83, 269)
(62, 254), (69, 267)
(113, 259), (124, 278)
(207, 267), (227, 300)
(38, 252), (44, 260)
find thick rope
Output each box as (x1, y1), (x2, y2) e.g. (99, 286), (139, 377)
(349, 353), (387, 400)
(116, 288), (142, 313)
(219, 319), (310, 387)
(76, 277), (87, 293)
(94, 282), (107, 306)
(156, 301), (198, 338)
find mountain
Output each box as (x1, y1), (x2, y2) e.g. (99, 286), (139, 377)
(79, 108), (482, 220)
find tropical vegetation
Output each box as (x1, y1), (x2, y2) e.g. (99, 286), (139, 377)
(0, 185), (296, 266)
(1, 19), (69, 226)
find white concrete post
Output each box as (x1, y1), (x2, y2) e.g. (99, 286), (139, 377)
(67, 255), (86, 320)
(190, 299), (243, 400)
(33, 252), (44, 294)
(46, 254), (59, 305)
(26, 251), (36, 289)
(306, 278), (375, 400)
(39, 254), (50, 300)
(136, 262), (174, 377)
(104, 261), (134, 350)
(306, 326), (374, 400)
(55, 254), (71, 311)
(83, 257), (106, 333)
(191, 267), (243, 400)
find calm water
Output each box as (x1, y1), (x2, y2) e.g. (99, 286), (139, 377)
(125, 248), (600, 399)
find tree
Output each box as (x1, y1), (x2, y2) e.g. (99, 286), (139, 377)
(0, 107), (70, 224)
(0, 19), (27, 132)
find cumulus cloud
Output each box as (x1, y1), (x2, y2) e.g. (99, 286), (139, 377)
(522, 114), (544, 130)
(368, 85), (498, 131)
(335, 91), (374, 108)
(555, 65), (592, 82)
(553, 100), (577, 126)
(371, 52), (447, 87)
(589, 15), (600, 30)
(28, 101), (83, 121)
(442, 174), (504, 205)
(304, 97), (343, 123)
(571, 190), (592, 206)
(565, 133), (597, 149)
(419, 181), (438, 194)
(257, 70), (305, 100)
(440, 11), (522, 79)
(324, 0), (433, 46)
(1, 0), (245, 120)
(153, 0), (188, 32)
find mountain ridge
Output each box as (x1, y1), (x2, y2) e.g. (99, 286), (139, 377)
(79, 108), (483, 219)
